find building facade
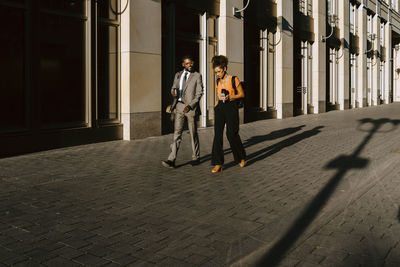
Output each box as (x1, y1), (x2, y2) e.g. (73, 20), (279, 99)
(1, 0), (123, 156)
(2, 0), (400, 157)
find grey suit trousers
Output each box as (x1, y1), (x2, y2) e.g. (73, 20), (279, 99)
(168, 102), (200, 161)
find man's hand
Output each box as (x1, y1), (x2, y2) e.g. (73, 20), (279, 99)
(183, 105), (191, 113)
(172, 88), (178, 97)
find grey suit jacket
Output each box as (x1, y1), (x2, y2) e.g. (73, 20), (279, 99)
(170, 71), (204, 117)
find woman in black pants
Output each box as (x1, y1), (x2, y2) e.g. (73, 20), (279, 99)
(211, 55), (246, 173)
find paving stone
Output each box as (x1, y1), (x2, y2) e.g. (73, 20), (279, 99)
(44, 256), (81, 267)
(52, 246), (85, 259)
(100, 262), (123, 267)
(342, 254), (382, 267)
(73, 253), (111, 266)
(24, 248), (58, 263)
(108, 254), (138, 265)
(129, 247), (166, 263)
(275, 257), (301, 267)
(1, 254), (29, 266)
(184, 253), (209, 265)
(60, 238), (92, 250)
(157, 257), (196, 267)
(82, 244), (114, 258)
(13, 261), (44, 267)
(383, 260), (400, 267)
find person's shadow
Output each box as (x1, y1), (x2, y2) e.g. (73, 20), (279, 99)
(175, 125), (306, 168)
(243, 125), (306, 148)
(223, 126), (324, 170)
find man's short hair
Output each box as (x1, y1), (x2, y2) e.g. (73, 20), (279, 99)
(181, 55), (194, 63)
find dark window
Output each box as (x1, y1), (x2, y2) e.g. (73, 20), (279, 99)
(0, 6), (26, 131)
(175, 6), (200, 36)
(98, 24), (118, 120)
(97, 0), (119, 121)
(98, 0), (118, 20)
(39, 0), (84, 14)
(39, 5), (86, 126)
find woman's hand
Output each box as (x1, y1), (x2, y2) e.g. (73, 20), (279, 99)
(221, 94), (230, 102)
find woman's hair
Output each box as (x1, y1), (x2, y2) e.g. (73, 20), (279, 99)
(212, 55), (228, 69)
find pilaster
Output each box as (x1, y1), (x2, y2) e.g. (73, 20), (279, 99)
(357, 5), (368, 107)
(395, 44), (400, 101)
(121, 0), (162, 140)
(276, 0), (294, 118)
(312, 0), (326, 113)
(338, 0), (350, 109)
(372, 15), (381, 106)
(384, 23), (392, 103)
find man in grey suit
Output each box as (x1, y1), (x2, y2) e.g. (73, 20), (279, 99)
(162, 55), (204, 168)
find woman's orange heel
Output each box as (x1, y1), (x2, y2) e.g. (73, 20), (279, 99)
(239, 159), (245, 168)
(211, 165), (223, 173)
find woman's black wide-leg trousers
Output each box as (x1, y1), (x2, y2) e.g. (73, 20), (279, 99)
(211, 101), (246, 165)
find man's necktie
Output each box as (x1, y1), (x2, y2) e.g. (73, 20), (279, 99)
(182, 72), (188, 89)
(179, 72), (188, 101)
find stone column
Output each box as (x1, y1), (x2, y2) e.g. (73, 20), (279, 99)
(384, 23), (392, 103)
(275, 0), (294, 118)
(219, 0), (244, 80)
(395, 45), (400, 101)
(312, 0), (326, 113)
(372, 15), (381, 106)
(338, 0), (350, 109)
(219, 0), (244, 123)
(121, 0), (162, 140)
(121, 1), (131, 140)
(357, 5), (368, 107)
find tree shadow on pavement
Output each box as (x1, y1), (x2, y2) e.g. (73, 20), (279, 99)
(223, 126), (323, 170)
(175, 125), (306, 168)
(255, 118), (400, 267)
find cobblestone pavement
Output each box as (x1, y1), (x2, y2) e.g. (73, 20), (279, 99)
(1, 103), (400, 267)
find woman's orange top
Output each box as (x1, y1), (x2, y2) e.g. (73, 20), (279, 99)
(216, 75), (241, 100)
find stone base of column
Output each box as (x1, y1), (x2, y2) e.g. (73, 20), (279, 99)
(282, 103), (294, 118)
(307, 105), (314, 114)
(327, 102), (340, 111)
(244, 108), (277, 123)
(344, 100), (350, 109)
(122, 112), (162, 140)
(317, 101), (326, 113)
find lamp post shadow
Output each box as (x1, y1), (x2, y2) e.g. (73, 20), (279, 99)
(255, 118), (400, 267)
